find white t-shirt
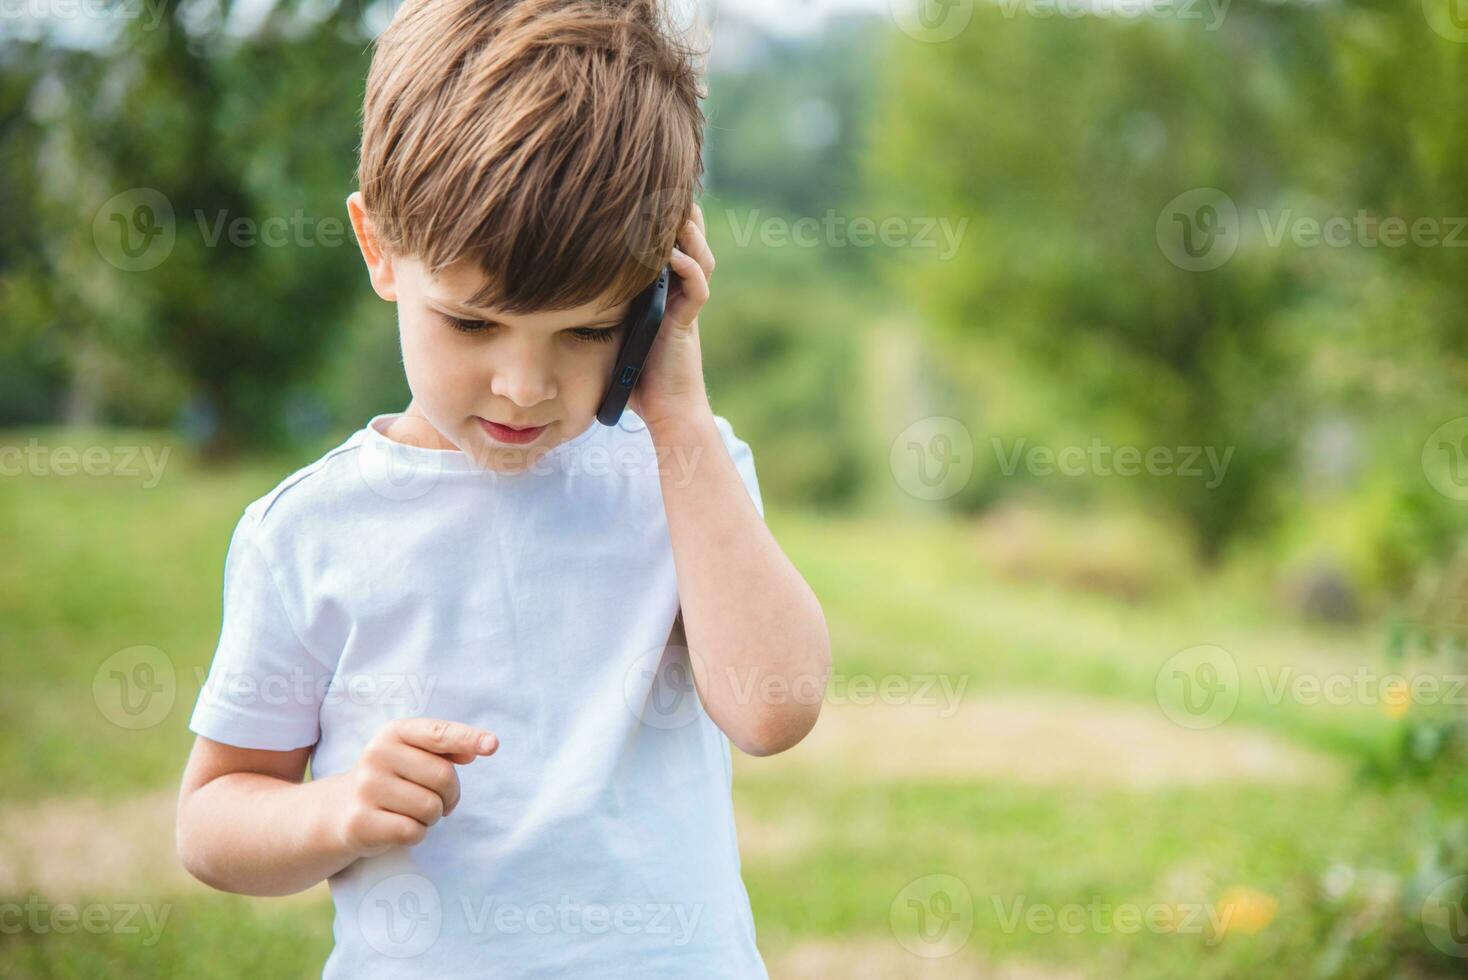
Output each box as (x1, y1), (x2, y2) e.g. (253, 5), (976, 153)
(188, 409), (769, 979)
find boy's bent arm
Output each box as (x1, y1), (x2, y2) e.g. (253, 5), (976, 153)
(651, 410), (832, 757)
(176, 735), (358, 897)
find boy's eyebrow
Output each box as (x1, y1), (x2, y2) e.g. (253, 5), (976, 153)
(429, 298), (625, 327)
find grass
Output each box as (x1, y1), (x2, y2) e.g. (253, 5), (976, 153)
(1, 426), (1458, 977)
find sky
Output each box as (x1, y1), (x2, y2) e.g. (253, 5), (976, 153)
(696, 0), (889, 36)
(1, 0), (894, 47)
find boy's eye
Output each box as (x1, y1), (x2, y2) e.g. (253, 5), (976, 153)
(569, 326), (619, 344)
(444, 315), (493, 334)
(438, 313), (618, 344)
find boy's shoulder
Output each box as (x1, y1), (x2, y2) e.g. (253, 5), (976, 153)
(237, 423), (376, 538)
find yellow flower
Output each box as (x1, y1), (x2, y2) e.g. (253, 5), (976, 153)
(1214, 886), (1277, 939)
(1382, 678), (1410, 719)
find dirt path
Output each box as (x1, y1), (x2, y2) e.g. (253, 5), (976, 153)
(734, 692), (1344, 790)
(0, 788), (328, 904)
(768, 937), (1084, 979)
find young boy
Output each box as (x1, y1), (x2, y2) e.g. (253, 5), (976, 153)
(173, 0), (831, 975)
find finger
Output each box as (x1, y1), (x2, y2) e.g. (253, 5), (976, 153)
(393, 717), (498, 760)
(689, 201), (705, 237)
(357, 809), (428, 853)
(666, 246), (709, 329)
(677, 218), (715, 281)
(385, 744), (463, 815)
(375, 774), (447, 826)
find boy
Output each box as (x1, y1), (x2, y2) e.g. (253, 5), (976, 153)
(173, 0), (832, 975)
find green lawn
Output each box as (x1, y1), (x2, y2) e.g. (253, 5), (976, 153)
(1, 427), (1459, 978)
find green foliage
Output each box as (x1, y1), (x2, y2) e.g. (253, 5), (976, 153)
(868, 2), (1468, 562)
(5, 0), (371, 451)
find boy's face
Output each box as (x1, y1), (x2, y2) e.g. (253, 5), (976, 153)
(392, 255), (628, 471)
(347, 192), (628, 473)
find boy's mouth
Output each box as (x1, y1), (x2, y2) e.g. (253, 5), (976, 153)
(476, 416), (549, 446)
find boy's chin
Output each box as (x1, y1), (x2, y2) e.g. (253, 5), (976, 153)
(464, 431), (561, 474)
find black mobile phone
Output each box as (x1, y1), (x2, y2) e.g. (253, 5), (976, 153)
(596, 264), (672, 426)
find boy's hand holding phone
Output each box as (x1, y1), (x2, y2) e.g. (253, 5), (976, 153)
(333, 717), (499, 857)
(625, 203), (718, 434)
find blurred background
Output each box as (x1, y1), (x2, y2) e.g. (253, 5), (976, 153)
(4, 0), (1468, 976)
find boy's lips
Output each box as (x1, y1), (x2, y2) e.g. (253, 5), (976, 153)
(476, 416), (549, 445)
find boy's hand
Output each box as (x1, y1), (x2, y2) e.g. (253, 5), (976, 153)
(630, 202), (717, 433)
(334, 717), (498, 857)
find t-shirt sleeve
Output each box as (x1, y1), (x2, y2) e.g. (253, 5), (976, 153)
(713, 414), (765, 521)
(187, 510), (331, 751)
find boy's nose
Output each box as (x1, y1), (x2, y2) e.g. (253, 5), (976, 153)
(488, 358), (557, 409)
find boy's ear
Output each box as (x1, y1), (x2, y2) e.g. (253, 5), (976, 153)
(346, 191), (398, 302)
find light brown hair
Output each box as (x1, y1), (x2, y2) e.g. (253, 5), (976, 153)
(357, 0), (708, 314)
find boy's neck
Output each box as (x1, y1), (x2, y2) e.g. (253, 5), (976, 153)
(383, 400), (459, 451)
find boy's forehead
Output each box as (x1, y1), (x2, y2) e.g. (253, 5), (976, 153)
(427, 257), (626, 323)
